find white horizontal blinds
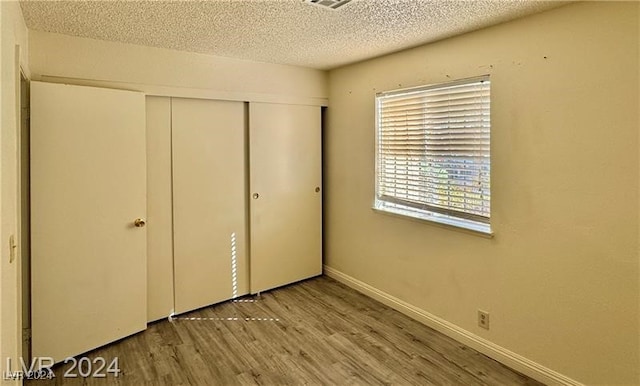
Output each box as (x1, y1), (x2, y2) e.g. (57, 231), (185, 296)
(376, 77), (490, 223)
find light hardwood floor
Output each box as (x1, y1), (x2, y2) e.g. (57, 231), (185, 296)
(27, 276), (543, 385)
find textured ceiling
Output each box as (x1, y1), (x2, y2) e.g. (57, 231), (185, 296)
(20, 0), (566, 70)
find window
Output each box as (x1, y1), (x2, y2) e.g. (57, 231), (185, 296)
(374, 76), (491, 234)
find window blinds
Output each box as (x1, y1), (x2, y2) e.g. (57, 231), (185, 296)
(375, 77), (490, 224)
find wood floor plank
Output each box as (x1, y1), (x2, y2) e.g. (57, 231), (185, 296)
(27, 276), (543, 385)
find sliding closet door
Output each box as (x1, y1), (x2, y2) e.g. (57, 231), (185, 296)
(31, 82), (147, 362)
(249, 103), (322, 293)
(172, 98), (248, 314)
(146, 96), (175, 321)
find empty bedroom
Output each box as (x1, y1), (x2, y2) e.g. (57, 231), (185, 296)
(0, 0), (638, 385)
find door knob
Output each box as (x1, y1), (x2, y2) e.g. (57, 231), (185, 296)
(252, 193), (259, 199)
(134, 218), (146, 228)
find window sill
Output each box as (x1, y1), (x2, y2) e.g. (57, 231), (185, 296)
(372, 206), (494, 238)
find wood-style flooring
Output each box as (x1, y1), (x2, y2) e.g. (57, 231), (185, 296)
(27, 276), (543, 385)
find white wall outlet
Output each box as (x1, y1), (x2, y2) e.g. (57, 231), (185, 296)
(478, 310), (490, 330)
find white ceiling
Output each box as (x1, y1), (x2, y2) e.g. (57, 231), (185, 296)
(20, 0), (566, 70)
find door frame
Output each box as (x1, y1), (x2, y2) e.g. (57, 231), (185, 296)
(18, 68), (31, 362)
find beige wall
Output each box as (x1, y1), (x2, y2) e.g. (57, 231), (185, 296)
(0, 1), (29, 383)
(325, 2), (639, 385)
(28, 30), (328, 106)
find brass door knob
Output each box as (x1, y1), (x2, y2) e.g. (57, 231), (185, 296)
(134, 218), (146, 228)
(252, 193), (259, 199)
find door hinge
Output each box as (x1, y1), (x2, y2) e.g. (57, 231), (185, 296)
(23, 328), (31, 342)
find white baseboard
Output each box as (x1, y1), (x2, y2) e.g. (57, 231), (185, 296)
(323, 265), (582, 386)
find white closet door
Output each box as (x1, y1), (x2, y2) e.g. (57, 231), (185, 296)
(146, 96), (175, 321)
(31, 82), (147, 362)
(249, 103), (322, 293)
(172, 98), (248, 314)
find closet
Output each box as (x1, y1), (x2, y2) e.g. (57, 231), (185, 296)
(165, 99), (322, 314)
(249, 103), (322, 293)
(171, 98), (248, 314)
(31, 82), (323, 361)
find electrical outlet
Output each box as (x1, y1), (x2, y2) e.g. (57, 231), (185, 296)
(478, 310), (490, 330)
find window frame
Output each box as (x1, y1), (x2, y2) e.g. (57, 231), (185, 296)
(373, 75), (492, 235)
